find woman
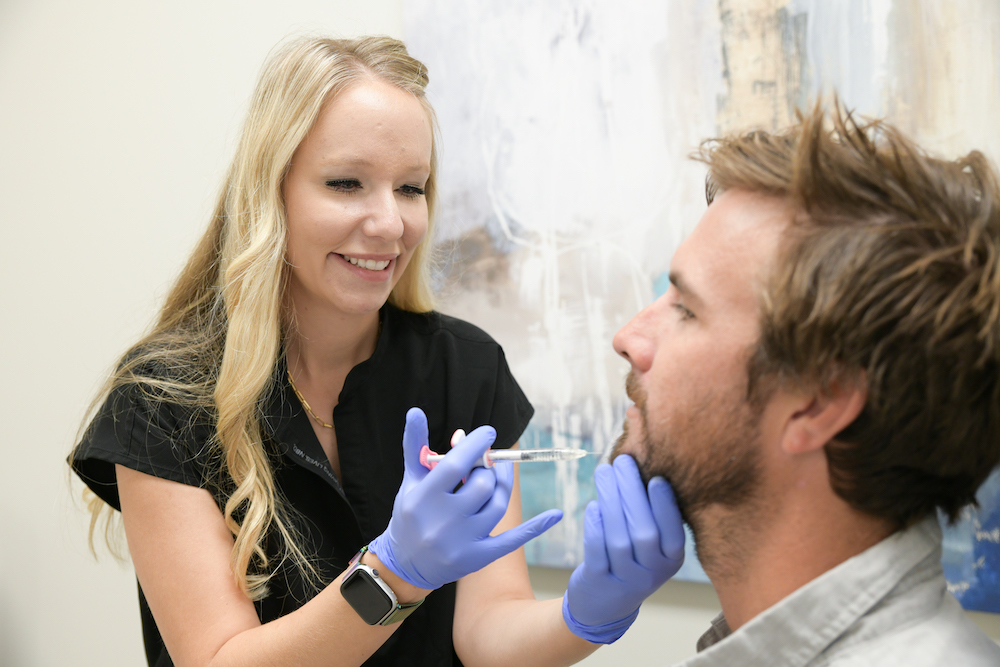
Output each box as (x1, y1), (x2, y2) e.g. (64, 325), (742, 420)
(71, 35), (681, 667)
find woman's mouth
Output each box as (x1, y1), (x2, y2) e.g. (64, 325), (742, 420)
(338, 254), (391, 271)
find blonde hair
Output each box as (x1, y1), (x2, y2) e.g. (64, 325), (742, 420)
(74, 35), (439, 599)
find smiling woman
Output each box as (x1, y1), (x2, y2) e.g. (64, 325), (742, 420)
(281, 77), (435, 489)
(65, 35), (593, 667)
(283, 78), (432, 321)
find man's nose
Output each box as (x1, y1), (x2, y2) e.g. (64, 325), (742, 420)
(362, 188), (405, 240)
(613, 304), (656, 372)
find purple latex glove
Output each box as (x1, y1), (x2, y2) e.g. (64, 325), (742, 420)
(369, 407), (563, 590)
(564, 454), (685, 643)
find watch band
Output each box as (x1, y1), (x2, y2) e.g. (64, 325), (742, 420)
(341, 546), (424, 626)
(380, 594), (424, 625)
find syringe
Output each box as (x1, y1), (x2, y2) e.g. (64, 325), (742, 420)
(419, 429), (589, 470)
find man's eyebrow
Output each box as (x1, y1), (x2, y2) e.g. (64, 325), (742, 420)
(669, 271), (704, 307)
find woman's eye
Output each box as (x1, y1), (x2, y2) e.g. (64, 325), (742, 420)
(326, 179), (362, 193)
(399, 184), (426, 199)
(672, 302), (695, 321)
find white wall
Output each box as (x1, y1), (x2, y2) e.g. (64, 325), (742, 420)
(0, 2), (405, 665)
(1, 2), (997, 666)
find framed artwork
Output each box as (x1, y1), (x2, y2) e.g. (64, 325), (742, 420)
(405, 0), (1000, 613)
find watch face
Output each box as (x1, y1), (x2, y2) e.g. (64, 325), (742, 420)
(342, 569), (394, 625)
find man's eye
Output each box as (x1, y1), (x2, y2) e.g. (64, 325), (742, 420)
(326, 179), (362, 192)
(672, 302), (695, 320)
(399, 184), (426, 199)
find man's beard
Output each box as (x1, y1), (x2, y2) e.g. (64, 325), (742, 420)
(610, 371), (764, 534)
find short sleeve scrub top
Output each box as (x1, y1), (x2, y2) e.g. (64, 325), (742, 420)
(71, 304), (535, 667)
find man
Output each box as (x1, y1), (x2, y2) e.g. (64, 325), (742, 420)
(607, 105), (1000, 664)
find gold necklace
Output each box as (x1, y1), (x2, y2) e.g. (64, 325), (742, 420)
(287, 370), (334, 429)
(286, 316), (381, 430)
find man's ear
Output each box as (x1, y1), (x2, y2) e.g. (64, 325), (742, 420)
(780, 373), (867, 455)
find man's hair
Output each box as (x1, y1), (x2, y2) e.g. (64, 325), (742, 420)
(697, 103), (1000, 528)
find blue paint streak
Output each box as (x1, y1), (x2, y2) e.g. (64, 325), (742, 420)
(942, 468), (1000, 613)
(653, 271), (671, 299)
(519, 421), (599, 568)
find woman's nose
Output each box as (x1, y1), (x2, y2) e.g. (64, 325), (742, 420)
(362, 188), (405, 240)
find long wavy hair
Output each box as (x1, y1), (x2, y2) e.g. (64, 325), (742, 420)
(74, 35), (439, 600)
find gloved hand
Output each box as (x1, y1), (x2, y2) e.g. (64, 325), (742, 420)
(564, 454), (685, 644)
(369, 407), (563, 590)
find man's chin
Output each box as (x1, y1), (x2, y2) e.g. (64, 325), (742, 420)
(608, 431), (631, 463)
(609, 433), (656, 485)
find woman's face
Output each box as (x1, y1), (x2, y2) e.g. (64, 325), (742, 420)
(283, 77), (432, 319)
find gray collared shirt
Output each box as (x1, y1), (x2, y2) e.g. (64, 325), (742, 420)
(677, 517), (1000, 666)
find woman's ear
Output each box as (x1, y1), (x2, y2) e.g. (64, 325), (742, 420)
(780, 373), (867, 455)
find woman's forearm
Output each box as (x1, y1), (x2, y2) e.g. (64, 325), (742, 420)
(118, 465), (427, 667)
(207, 556), (420, 667)
(454, 596), (597, 667)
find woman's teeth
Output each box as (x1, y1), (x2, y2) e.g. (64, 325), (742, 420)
(341, 255), (390, 271)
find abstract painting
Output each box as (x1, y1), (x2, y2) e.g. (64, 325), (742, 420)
(404, 0), (1000, 612)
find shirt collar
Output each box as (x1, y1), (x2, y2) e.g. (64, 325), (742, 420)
(683, 517), (943, 667)
(254, 356), (339, 492)
(259, 305), (395, 497)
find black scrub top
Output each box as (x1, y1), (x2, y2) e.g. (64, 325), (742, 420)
(71, 304), (535, 667)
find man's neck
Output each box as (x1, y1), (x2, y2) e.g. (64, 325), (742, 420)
(695, 495), (894, 632)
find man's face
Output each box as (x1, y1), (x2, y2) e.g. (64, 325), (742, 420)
(610, 189), (790, 526)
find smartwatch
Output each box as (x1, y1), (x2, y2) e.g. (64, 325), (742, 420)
(340, 546), (424, 626)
